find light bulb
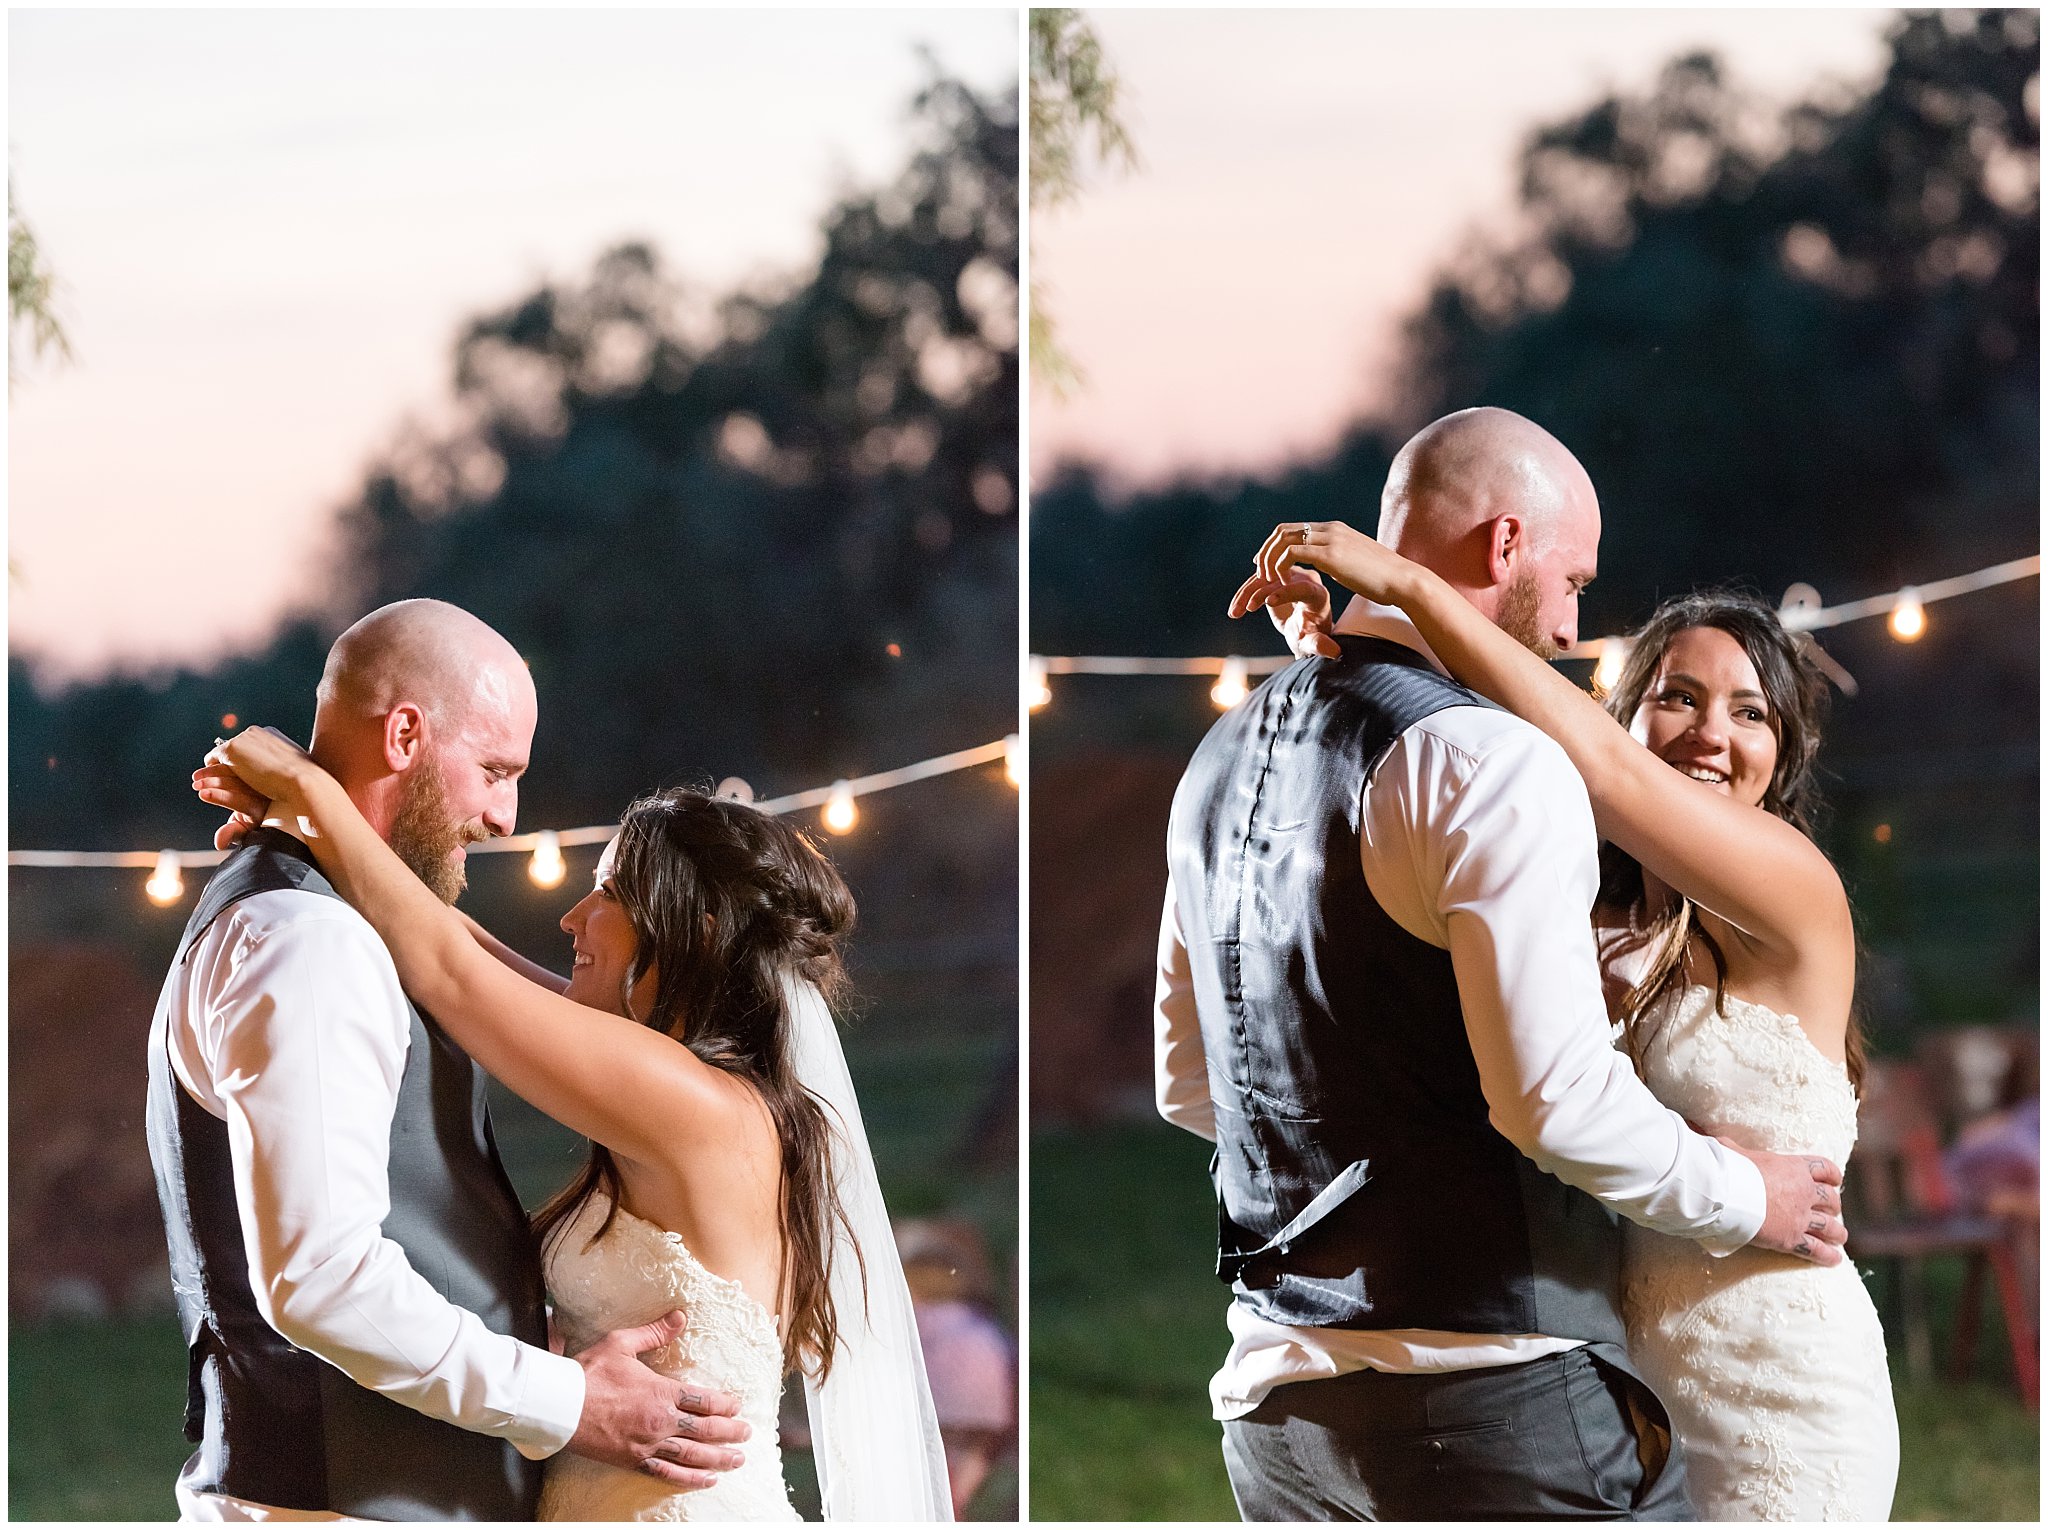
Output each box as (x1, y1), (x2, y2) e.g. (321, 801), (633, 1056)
(145, 850), (185, 907)
(1888, 590), (1926, 642)
(1028, 657), (1052, 711)
(1210, 656), (1250, 710)
(1593, 638), (1630, 695)
(1003, 733), (1022, 789)
(528, 830), (565, 889)
(822, 781), (858, 835)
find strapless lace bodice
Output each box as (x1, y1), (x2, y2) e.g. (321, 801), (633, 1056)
(1621, 984), (1896, 1521)
(537, 1196), (797, 1522)
(1631, 980), (1859, 1163)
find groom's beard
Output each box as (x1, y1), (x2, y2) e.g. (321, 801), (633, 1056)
(1497, 570), (1562, 661)
(389, 762), (484, 904)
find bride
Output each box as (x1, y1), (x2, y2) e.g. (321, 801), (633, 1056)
(198, 728), (951, 1522)
(1231, 523), (1898, 1522)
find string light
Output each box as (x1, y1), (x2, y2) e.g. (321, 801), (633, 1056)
(1209, 656), (1250, 710)
(1029, 656), (1052, 711)
(1592, 638), (1630, 696)
(145, 850), (184, 907)
(527, 830), (566, 889)
(1888, 589), (1926, 642)
(1032, 556), (2035, 711)
(11, 739), (1015, 901)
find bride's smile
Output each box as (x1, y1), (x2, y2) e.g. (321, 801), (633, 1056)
(560, 853), (652, 1018)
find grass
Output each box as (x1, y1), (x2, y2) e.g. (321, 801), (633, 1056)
(1892, 1378), (2040, 1521)
(1032, 1122), (1239, 1521)
(9, 1315), (194, 1522)
(1031, 1120), (2040, 1523)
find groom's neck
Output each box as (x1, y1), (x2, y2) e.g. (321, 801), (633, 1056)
(308, 731), (403, 845)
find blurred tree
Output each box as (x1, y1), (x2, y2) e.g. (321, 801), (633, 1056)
(11, 69), (1019, 852)
(8, 190), (70, 375)
(1390, 9), (2038, 606)
(1030, 12), (2038, 1025)
(1029, 8), (1136, 395)
(1036, 9), (2037, 657)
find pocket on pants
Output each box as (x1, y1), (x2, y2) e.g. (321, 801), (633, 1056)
(1565, 1351), (1655, 1514)
(1354, 1417), (1523, 1521)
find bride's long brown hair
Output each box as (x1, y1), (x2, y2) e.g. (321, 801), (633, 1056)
(530, 787), (862, 1378)
(1594, 590), (1867, 1095)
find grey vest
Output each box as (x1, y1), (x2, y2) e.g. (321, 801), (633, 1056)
(1167, 636), (1627, 1341)
(145, 829), (549, 1519)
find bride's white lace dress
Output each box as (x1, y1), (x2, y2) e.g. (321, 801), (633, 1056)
(1622, 983), (1899, 1521)
(538, 1196), (799, 1522)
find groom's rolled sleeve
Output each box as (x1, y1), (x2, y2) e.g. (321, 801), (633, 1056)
(1373, 714), (1766, 1253)
(201, 899), (585, 1457)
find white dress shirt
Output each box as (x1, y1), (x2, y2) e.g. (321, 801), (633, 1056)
(1154, 603), (1768, 1421)
(162, 884), (585, 1518)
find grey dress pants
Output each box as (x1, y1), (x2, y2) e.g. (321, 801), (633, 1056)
(1220, 1347), (1694, 1521)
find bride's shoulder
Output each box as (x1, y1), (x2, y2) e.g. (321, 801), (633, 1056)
(632, 1044), (780, 1161)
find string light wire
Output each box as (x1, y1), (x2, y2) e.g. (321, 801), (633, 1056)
(10, 738), (1017, 896)
(1031, 555), (2039, 707)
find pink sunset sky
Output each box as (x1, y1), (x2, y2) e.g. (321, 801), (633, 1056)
(8, 9), (1015, 683)
(1030, 8), (1896, 495)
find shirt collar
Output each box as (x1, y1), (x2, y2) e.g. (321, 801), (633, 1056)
(1330, 596), (1454, 679)
(257, 810), (317, 850)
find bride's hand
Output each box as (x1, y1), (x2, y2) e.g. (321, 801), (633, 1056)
(194, 727), (320, 847)
(192, 755), (271, 852)
(1229, 521), (1422, 628)
(191, 765), (264, 852)
(1237, 567), (1342, 660)
(1225, 524), (1339, 658)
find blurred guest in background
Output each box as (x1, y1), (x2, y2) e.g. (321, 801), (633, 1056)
(1947, 1096), (2040, 1212)
(899, 1218), (1017, 1518)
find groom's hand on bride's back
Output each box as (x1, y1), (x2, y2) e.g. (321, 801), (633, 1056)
(566, 1309), (749, 1489)
(1721, 1137), (1850, 1266)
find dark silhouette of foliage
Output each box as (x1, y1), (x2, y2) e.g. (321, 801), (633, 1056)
(12, 70), (1019, 850)
(1037, 11), (2037, 656)
(1388, 10), (2037, 604)
(1031, 13), (2038, 1028)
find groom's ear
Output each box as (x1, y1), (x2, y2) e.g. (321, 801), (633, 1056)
(382, 703), (429, 772)
(1486, 513), (1526, 585)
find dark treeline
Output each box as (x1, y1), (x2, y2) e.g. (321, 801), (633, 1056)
(1032, 11), (2037, 1029)
(1035, 11), (2035, 654)
(13, 71), (1019, 855)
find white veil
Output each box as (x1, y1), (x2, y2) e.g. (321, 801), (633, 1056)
(783, 971), (953, 1521)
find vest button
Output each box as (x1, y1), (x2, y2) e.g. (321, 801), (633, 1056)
(1427, 1438), (1446, 1456)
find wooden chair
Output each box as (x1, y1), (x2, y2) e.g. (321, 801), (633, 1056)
(1916, 1028), (2039, 1402)
(1847, 1056), (2037, 1405)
